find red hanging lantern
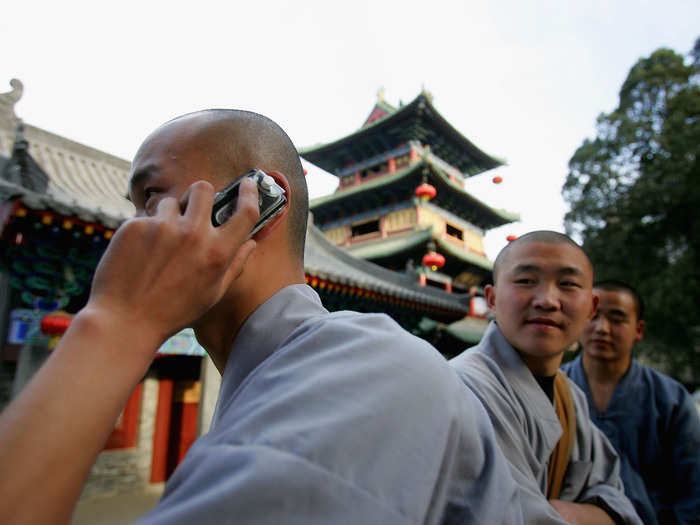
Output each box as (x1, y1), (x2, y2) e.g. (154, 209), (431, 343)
(422, 252), (446, 271)
(506, 234), (518, 242)
(414, 183), (437, 201)
(492, 176), (503, 184)
(40, 312), (73, 336)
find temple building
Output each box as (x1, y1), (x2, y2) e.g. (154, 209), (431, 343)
(0, 80), (510, 498)
(303, 89), (517, 296)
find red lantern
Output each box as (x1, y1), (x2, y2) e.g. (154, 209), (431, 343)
(492, 176), (503, 184)
(414, 183), (437, 201)
(506, 235), (517, 242)
(40, 312), (72, 336)
(422, 252), (446, 271)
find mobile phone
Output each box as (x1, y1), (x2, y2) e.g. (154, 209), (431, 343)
(211, 169), (287, 236)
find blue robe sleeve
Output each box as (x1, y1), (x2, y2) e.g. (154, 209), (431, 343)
(656, 387), (700, 524)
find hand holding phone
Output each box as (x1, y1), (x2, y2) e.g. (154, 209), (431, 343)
(211, 169), (287, 236)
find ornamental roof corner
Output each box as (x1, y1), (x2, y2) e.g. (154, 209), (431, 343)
(0, 79), (134, 226)
(301, 91), (504, 176)
(0, 79), (23, 128)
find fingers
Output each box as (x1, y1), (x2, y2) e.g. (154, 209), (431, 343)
(180, 181), (215, 225)
(218, 177), (260, 236)
(155, 195), (181, 220)
(220, 238), (257, 288)
(178, 178), (259, 236)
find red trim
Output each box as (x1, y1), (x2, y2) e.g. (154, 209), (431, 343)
(0, 199), (20, 239)
(379, 216), (387, 238)
(2, 204), (115, 236)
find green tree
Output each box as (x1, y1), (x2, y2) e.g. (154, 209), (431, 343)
(563, 38), (700, 383)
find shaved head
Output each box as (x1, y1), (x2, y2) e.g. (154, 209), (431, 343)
(140, 109), (309, 259)
(492, 231), (592, 284)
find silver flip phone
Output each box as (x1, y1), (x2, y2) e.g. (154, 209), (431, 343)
(211, 169), (287, 236)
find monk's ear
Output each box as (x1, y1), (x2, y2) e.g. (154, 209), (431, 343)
(589, 293), (600, 320)
(635, 320), (645, 342)
(485, 284), (496, 311)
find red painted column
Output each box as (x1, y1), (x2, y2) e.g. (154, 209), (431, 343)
(104, 382), (143, 450)
(150, 379), (174, 483)
(388, 157), (396, 173)
(165, 381), (201, 478)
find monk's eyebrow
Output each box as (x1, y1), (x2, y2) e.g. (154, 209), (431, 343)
(559, 266), (585, 276)
(125, 165), (159, 201)
(510, 264), (585, 276)
(511, 264), (539, 273)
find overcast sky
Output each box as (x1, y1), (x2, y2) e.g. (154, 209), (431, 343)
(2, 1), (697, 258)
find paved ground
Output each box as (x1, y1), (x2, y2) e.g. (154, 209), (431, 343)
(71, 485), (164, 525)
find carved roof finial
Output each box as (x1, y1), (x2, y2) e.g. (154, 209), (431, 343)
(0, 78), (24, 121)
(377, 87), (386, 104)
(420, 84), (434, 104)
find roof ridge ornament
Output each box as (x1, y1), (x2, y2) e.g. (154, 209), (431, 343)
(377, 87), (386, 104)
(0, 78), (24, 122)
(420, 84), (434, 104)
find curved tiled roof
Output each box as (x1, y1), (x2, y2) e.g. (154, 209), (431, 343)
(0, 79), (469, 316)
(301, 93), (504, 176)
(0, 80), (134, 226)
(310, 158), (518, 228)
(304, 218), (469, 314)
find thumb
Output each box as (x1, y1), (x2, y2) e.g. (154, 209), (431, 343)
(218, 238), (257, 290)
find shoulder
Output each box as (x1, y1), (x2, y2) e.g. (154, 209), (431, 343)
(451, 345), (507, 395)
(633, 361), (695, 411)
(224, 310), (467, 437)
(288, 310), (452, 380)
(450, 345), (526, 433)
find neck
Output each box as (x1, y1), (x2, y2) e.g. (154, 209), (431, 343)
(581, 352), (630, 385)
(192, 295), (251, 373)
(194, 258), (306, 374)
(519, 351), (563, 377)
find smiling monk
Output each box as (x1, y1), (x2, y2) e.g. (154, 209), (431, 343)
(450, 231), (641, 525)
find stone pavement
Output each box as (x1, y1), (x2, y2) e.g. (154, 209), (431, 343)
(71, 485), (164, 525)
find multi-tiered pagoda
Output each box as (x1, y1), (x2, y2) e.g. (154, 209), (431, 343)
(302, 90), (518, 294)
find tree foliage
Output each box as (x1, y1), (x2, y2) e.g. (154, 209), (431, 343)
(563, 38), (700, 383)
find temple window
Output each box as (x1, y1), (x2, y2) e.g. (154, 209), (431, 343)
(351, 218), (380, 238)
(360, 162), (387, 180)
(395, 153), (411, 169)
(446, 223), (464, 241)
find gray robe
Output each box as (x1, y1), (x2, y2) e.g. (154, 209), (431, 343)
(450, 322), (641, 524)
(136, 285), (522, 524)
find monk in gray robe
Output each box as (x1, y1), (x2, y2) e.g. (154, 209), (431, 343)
(0, 110), (522, 524)
(451, 231), (641, 524)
